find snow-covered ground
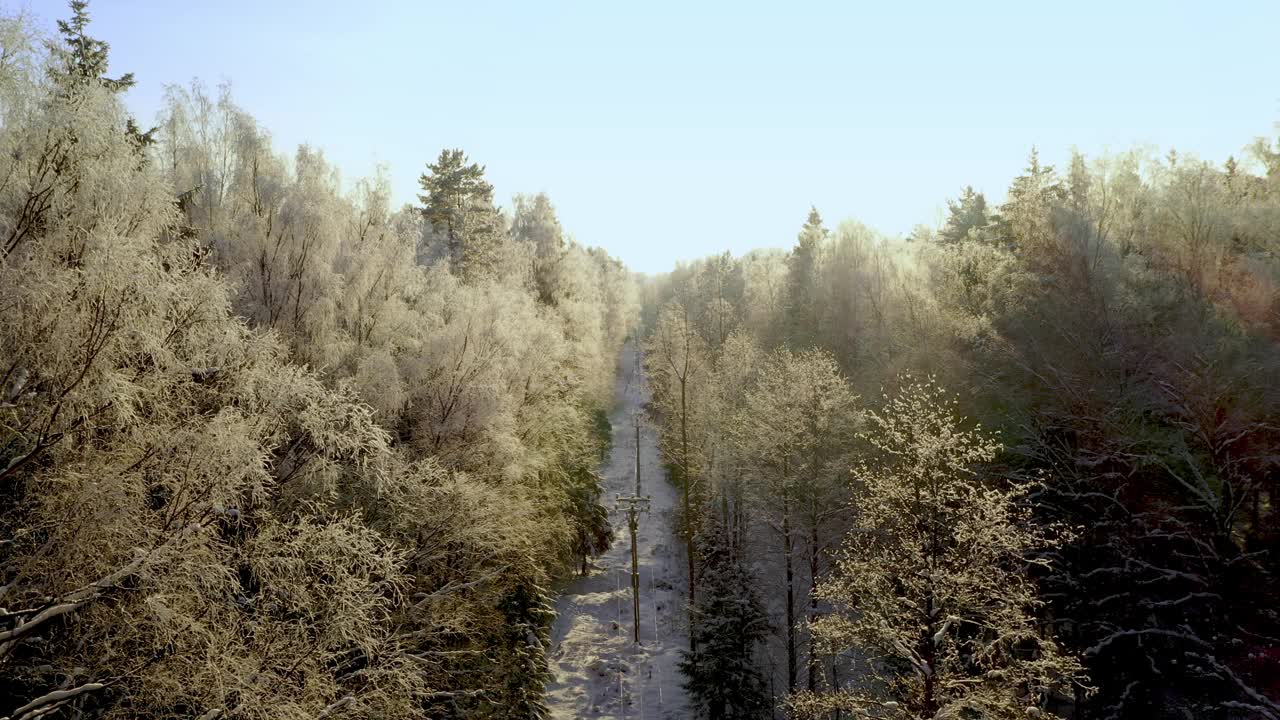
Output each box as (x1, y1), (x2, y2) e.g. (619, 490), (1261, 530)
(546, 343), (691, 720)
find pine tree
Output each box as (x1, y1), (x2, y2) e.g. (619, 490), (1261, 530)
(495, 580), (557, 720)
(567, 467), (613, 575)
(418, 148), (505, 282)
(938, 186), (991, 244)
(994, 147), (1065, 253)
(679, 513), (771, 720)
(48, 1), (154, 147)
(786, 207), (826, 349)
(1067, 149), (1091, 214)
(49, 0), (132, 89)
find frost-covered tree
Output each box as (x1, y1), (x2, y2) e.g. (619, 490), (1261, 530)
(740, 248), (789, 348)
(647, 299), (712, 624)
(643, 135), (1280, 720)
(703, 329), (764, 550)
(993, 147), (1065, 254)
(0, 14), (426, 717)
(695, 252), (740, 349)
(790, 377), (1086, 719)
(1, 7), (640, 719)
(510, 192), (565, 305)
(733, 348), (859, 693)
(158, 82), (346, 364)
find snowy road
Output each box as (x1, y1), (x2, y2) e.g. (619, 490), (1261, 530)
(545, 343), (691, 720)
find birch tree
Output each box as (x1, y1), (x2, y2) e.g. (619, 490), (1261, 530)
(734, 348), (859, 693)
(647, 299), (712, 638)
(790, 376), (1086, 719)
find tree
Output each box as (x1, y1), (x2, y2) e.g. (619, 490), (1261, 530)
(494, 580), (557, 720)
(680, 514), (771, 720)
(647, 299), (712, 646)
(786, 207), (826, 349)
(703, 329), (764, 553)
(734, 348), (859, 693)
(48, 1), (153, 146)
(994, 147), (1065, 254)
(567, 468), (613, 575)
(48, 1), (131, 90)
(510, 192), (565, 305)
(938, 186), (991, 245)
(790, 376), (1086, 719)
(1067, 148), (1091, 215)
(418, 148), (505, 282)
(639, 135), (1280, 720)
(695, 251), (740, 349)
(740, 249), (789, 348)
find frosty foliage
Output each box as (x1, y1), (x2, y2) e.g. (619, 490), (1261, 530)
(6, 3), (1280, 719)
(788, 377), (1085, 719)
(643, 138), (1280, 717)
(0, 8), (639, 719)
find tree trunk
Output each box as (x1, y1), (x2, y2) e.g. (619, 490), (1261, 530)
(680, 375), (696, 653)
(807, 518), (820, 692)
(783, 464), (796, 691)
(923, 591), (937, 716)
(831, 655), (842, 720)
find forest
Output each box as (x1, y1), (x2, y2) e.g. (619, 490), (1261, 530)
(1, 3), (1278, 720)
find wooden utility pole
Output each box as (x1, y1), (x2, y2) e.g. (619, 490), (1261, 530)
(616, 494), (650, 644)
(634, 411), (642, 497)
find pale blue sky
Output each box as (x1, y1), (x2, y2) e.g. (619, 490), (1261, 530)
(26, 0), (1280, 273)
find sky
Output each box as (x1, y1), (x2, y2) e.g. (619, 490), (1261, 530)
(24, 0), (1280, 273)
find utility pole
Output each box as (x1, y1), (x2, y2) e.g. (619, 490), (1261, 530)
(634, 411), (642, 497)
(616, 493), (650, 644)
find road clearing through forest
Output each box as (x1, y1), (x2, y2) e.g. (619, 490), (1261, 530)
(546, 342), (691, 720)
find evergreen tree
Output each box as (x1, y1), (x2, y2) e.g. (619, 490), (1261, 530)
(567, 467), (613, 575)
(994, 147), (1065, 253)
(495, 581), (557, 720)
(48, 1), (154, 147)
(418, 148), (505, 282)
(938, 185), (991, 244)
(786, 207), (825, 349)
(679, 514), (770, 720)
(1067, 148), (1091, 214)
(49, 0), (132, 90)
